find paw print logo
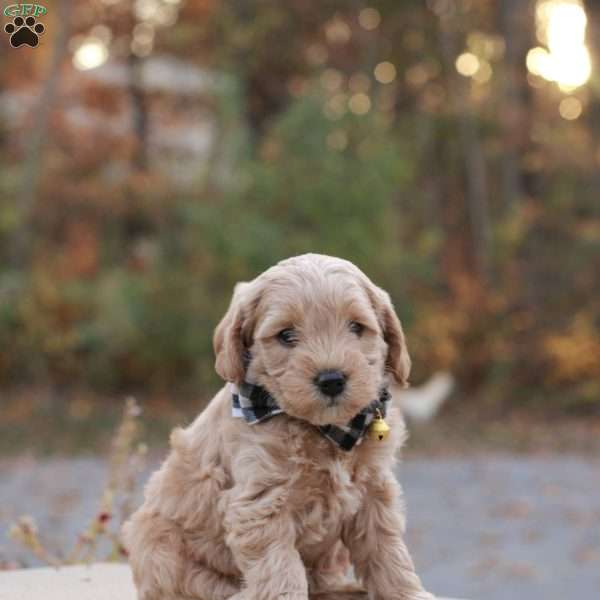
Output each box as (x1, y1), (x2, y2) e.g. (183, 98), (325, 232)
(4, 15), (45, 48)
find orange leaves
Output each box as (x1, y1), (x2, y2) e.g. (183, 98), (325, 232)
(543, 314), (600, 383)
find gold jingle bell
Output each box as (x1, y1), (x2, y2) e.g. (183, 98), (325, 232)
(368, 409), (390, 441)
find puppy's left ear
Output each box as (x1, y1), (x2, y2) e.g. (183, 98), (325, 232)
(366, 284), (411, 387)
(213, 281), (258, 384)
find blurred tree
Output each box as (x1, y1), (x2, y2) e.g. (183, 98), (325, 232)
(0, 0), (598, 413)
(12, 0), (72, 268)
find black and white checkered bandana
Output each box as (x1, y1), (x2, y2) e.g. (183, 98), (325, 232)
(232, 381), (391, 451)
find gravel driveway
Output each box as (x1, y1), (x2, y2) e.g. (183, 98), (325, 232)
(1, 454), (599, 600)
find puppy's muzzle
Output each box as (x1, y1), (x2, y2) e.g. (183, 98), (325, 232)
(315, 369), (347, 398)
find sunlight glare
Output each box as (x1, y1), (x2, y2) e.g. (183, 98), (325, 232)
(530, 0), (591, 90)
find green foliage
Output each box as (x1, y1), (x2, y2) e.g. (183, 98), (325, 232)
(204, 89), (411, 275)
(0, 87), (422, 395)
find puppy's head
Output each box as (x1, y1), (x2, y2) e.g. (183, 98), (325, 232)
(213, 254), (410, 426)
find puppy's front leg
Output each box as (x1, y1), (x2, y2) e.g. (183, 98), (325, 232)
(225, 482), (308, 600)
(343, 472), (434, 600)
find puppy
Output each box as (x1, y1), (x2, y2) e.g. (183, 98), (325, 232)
(123, 254), (433, 600)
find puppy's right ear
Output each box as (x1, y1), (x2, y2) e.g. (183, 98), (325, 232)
(213, 282), (255, 384)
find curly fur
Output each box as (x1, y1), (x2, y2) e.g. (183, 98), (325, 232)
(123, 254), (433, 600)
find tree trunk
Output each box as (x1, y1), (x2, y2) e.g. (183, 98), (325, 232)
(497, 0), (536, 208)
(437, 11), (491, 283)
(12, 0), (72, 268)
(127, 51), (149, 171)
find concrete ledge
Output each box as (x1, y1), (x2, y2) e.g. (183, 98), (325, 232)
(0, 563), (135, 600)
(0, 563), (463, 600)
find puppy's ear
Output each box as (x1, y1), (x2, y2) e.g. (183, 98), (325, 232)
(213, 282), (257, 384)
(380, 293), (411, 387)
(365, 284), (411, 387)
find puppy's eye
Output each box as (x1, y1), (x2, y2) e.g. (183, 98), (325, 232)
(277, 328), (298, 347)
(349, 321), (364, 336)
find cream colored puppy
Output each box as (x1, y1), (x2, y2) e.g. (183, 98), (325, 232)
(123, 254), (433, 600)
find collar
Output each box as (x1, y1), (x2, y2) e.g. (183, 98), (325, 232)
(231, 381), (391, 451)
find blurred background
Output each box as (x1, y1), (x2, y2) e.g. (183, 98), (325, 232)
(1, 0), (599, 598)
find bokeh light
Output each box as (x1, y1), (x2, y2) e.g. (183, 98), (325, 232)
(455, 52), (480, 77)
(348, 93), (371, 115)
(559, 96), (583, 120)
(374, 61), (397, 84)
(528, 0), (592, 90)
(73, 39), (109, 71)
(358, 7), (381, 31)
(527, 47), (553, 79)
(325, 17), (351, 44)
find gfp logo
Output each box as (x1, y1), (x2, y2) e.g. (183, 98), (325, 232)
(3, 4), (47, 48)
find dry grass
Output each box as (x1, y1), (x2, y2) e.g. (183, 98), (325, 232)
(8, 398), (146, 565)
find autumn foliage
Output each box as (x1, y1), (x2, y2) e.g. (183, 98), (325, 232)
(0, 0), (598, 412)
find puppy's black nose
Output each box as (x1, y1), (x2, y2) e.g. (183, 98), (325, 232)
(315, 370), (347, 397)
